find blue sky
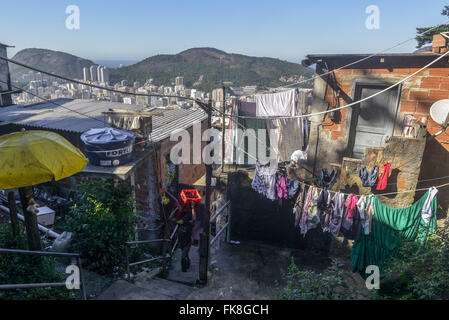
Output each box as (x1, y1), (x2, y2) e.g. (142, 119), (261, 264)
(0, 0), (448, 63)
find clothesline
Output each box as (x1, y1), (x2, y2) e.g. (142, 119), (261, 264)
(225, 49), (449, 120)
(300, 181), (449, 198)
(231, 146), (449, 193)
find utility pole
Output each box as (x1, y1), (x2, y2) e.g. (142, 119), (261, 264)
(221, 86), (226, 174)
(199, 99), (212, 285)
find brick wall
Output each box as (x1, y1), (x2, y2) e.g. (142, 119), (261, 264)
(310, 64), (449, 208)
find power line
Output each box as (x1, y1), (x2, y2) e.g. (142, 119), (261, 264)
(226, 48), (449, 120)
(5, 80), (449, 197)
(0, 55), (209, 107)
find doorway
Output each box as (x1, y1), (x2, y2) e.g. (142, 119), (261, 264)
(348, 83), (401, 159)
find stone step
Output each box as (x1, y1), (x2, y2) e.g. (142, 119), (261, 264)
(97, 278), (195, 300)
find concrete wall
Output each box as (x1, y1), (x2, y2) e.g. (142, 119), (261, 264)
(338, 137), (427, 207)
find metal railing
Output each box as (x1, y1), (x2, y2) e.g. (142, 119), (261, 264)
(124, 221), (180, 279)
(210, 200), (231, 246)
(0, 248), (87, 300)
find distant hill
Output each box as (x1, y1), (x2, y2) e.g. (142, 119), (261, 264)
(111, 48), (314, 91)
(10, 48), (97, 81)
(10, 47), (314, 90)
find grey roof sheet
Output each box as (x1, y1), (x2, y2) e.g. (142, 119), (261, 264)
(0, 99), (207, 142)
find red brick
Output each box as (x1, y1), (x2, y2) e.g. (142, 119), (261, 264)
(400, 101), (416, 113)
(409, 90), (430, 100)
(392, 68), (412, 75)
(429, 90), (449, 100)
(416, 101), (433, 114)
(409, 68), (428, 75)
(420, 77), (441, 89)
(429, 68), (449, 77)
(366, 68), (391, 74)
(331, 130), (344, 140)
(401, 89), (410, 100)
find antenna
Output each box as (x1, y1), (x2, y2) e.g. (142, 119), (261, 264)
(430, 99), (449, 138)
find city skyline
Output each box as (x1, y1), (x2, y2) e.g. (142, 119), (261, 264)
(0, 0), (448, 64)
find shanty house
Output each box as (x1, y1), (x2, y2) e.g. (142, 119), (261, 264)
(301, 34), (449, 209)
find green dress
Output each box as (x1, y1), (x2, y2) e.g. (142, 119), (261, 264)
(351, 190), (437, 276)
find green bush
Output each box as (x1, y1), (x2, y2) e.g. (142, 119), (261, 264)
(379, 226), (449, 300)
(65, 179), (139, 275)
(0, 225), (72, 300)
(275, 258), (355, 300)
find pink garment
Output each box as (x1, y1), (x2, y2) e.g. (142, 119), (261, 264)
(345, 194), (359, 219)
(276, 176), (288, 199)
(299, 186), (315, 236)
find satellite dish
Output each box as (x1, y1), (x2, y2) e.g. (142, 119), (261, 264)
(429, 99), (449, 138)
(430, 99), (449, 125)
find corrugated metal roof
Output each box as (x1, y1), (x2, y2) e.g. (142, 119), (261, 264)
(0, 99), (207, 142)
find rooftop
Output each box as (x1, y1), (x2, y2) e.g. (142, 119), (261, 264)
(302, 52), (449, 69)
(0, 98), (207, 143)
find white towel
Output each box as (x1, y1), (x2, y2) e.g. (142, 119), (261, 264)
(255, 89), (297, 117)
(422, 187), (438, 224)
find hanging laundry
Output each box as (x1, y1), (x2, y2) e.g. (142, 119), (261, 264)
(359, 165), (379, 187)
(287, 179), (300, 200)
(293, 181), (306, 227)
(252, 161), (277, 201)
(351, 190), (438, 276)
(341, 194), (358, 232)
(329, 192), (345, 237)
(341, 203), (362, 241)
(255, 89), (297, 117)
(317, 169), (338, 189)
(345, 194), (358, 219)
(307, 188), (321, 231)
(276, 175), (288, 200)
(364, 196), (375, 235)
(318, 190), (333, 233)
(422, 187), (438, 223)
(299, 186), (315, 236)
(376, 162), (392, 191)
(256, 89), (304, 162)
(357, 196), (369, 236)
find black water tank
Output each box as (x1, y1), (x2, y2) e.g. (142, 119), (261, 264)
(81, 128), (135, 167)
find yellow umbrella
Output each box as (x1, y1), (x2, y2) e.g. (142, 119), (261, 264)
(0, 130), (88, 189)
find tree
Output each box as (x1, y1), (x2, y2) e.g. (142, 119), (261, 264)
(415, 6), (449, 48)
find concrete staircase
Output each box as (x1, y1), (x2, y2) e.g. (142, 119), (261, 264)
(97, 277), (195, 300)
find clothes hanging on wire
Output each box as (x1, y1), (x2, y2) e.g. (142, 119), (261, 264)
(307, 188), (321, 232)
(317, 169), (338, 189)
(255, 89), (305, 162)
(267, 118), (304, 162)
(359, 165), (379, 188)
(255, 89), (297, 117)
(422, 186), (438, 223)
(318, 190), (332, 233)
(329, 192), (345, 237)
(341, 199), (362, 241)
(287, 179), (300, 200)
(351, 189), (438, 276)
(376, 162), (392, 191)
(364, 196), (375, 235)
(276, 175), (288, 200)
(299, 186), (315, 236)
(252, 161), (277, 201)
(293, 182), (306, 227)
